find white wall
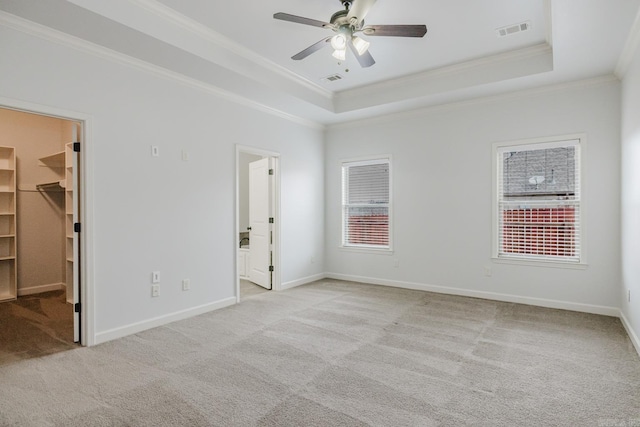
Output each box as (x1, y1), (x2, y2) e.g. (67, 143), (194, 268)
(621, 39), (640, 351)
(326, 79), (621, 313)
(0, 24), (325, 342)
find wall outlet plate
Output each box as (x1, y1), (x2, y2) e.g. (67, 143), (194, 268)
(151, 284), (160, 297)
(182, 279), (190, 291)
(152, 271), (160, 283)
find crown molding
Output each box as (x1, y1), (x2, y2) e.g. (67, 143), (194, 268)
(343, 43), (552, 95)
(615, 3), (640, 78)
(328, 74), (618, 131)
(333, 43), (553, 113)
(128, 0), (332, 100)
(0, 11), (324, 131)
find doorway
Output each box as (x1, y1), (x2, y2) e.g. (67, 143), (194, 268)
(236, 146), (280, 301)
(0, 106), (84, 362)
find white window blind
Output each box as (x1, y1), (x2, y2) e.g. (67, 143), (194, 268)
(496, 139), (581, 263)
(342, 158), (390, 249)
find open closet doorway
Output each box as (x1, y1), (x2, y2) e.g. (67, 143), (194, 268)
(0, 107), (83, 364)
(236, 146), (280, 301)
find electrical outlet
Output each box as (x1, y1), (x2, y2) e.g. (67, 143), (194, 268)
(182, 150), (189, 161)
(151, 285), (160, 297)
(151, 145), (159, 157)
(152, 271), (160, 283)
(182, 279), (190, 291)
(484, 266), (492, 277)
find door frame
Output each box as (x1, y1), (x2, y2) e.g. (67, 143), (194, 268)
(235, 145), (281, 302)
(0, 96), (94, 346)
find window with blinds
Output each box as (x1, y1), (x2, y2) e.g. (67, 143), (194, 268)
(496, 139), (581, 263)
(342, 158), (391, 249)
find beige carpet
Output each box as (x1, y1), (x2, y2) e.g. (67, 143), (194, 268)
(0, 279), (639, 426)
(0, 289), (76, 365)
(241, 279), (270, 299)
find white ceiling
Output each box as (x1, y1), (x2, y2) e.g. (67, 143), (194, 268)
(154, 0), (548, 91)
(1, 0), (639, 126)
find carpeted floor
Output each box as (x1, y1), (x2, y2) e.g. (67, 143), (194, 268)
(0, 279), (639, 426)
(241, 279), (270, 299)
(0, 289), (76, 365)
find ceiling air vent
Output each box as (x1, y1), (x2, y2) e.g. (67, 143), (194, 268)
(496, 21), (531, 38)
(321, 74), (343, 83)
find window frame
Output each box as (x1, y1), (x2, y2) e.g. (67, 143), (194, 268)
(340, 155), (393, 254)
(491, 134), (587, 268)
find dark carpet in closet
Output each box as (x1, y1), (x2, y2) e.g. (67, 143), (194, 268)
(0, 290), (75, 365)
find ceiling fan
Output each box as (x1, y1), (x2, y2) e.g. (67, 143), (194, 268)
(273, 0), (427, 68)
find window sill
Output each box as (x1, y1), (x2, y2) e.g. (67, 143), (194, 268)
(492, 257), (588, 270)
(340, 246), (394, 255)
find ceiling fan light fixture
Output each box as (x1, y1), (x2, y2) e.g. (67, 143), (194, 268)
(352, 36), (370, 55)
(274, 1), (427, 68)
(330, 33), (347, 50)
(332, 49), (346, 61)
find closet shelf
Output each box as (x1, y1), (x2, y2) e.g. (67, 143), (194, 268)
(38, 151), (65, 168)
(0, 146), (16, 302)
(36, 180), (65, 192)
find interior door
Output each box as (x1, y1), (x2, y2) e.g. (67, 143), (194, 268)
(249, 157), (272, 289)
(71, 123), (81, 343)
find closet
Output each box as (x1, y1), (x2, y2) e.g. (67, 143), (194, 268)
(0, 108), (79, 340)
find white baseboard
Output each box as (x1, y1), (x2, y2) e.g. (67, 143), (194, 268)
(619, 311), (640, 357)
(280, 273), (326, 291)
(18, 283), (65, 296)
(325, 273), (620, 317)
(94, 297), (236, 345)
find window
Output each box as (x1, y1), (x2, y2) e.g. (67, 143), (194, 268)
(342, 158), (391, 250)
(495, 138), (581, 263)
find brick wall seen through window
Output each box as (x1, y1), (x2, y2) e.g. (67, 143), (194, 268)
(497, 139), (581, 262)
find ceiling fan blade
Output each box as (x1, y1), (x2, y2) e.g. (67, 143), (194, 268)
(347, 0), (377, 25)
(274, 12), (332, 29)
(362, 24), (427, 37)
(348, 39), (375, 68)
(292, 37), (331, 60)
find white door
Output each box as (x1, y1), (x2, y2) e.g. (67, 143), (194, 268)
(70, 123), (81, 343)
(249, 157), (272, 289)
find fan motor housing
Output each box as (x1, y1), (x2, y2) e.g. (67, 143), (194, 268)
(330, 10), (348, 25)
(330, 8), (362, 31)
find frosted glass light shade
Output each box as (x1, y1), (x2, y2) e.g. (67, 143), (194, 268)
(331, 34), (347, 50)
(352, 36), (370, 55)
(332, 49), (346, 61)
